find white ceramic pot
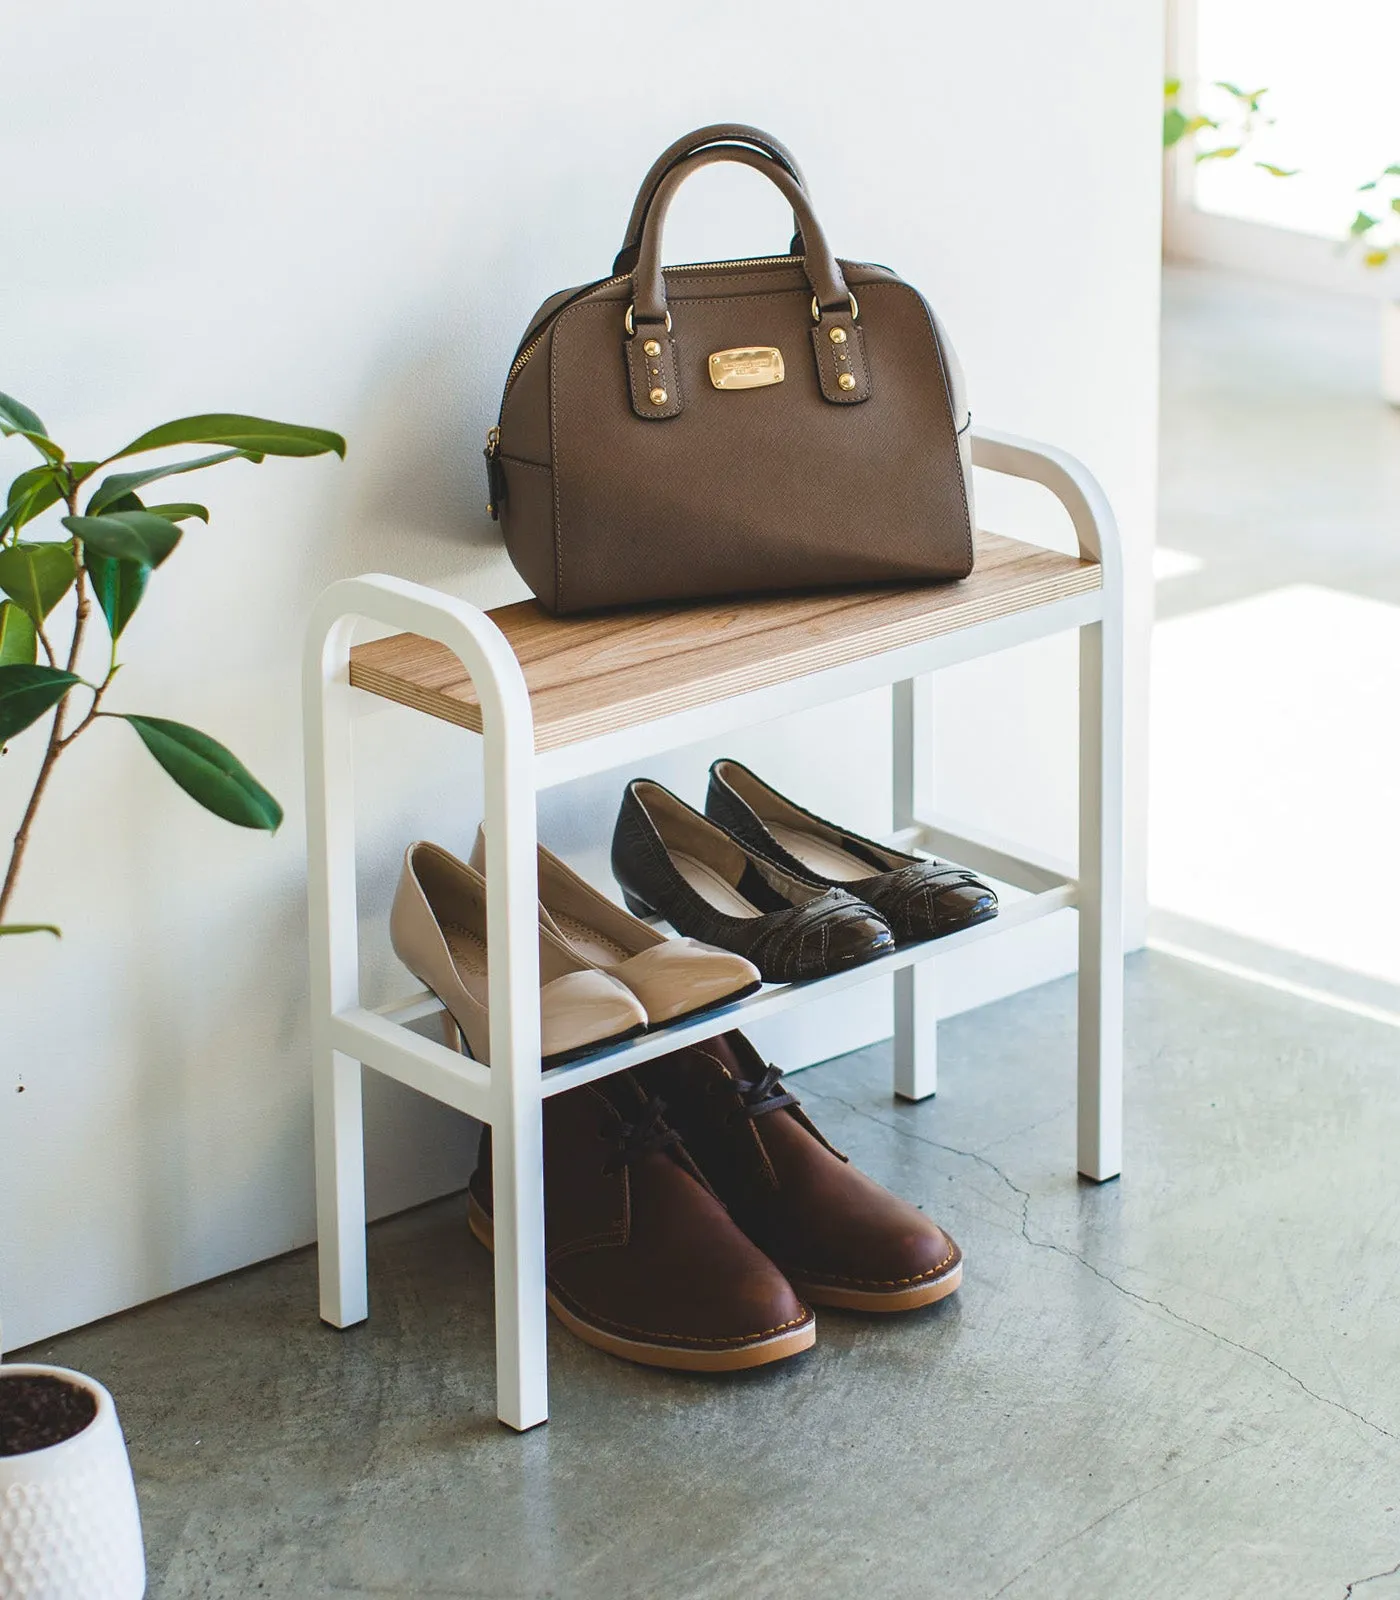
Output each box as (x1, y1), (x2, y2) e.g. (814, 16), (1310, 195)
(0, 1366), (145, 1600)
(1383, 299), (1400, 408)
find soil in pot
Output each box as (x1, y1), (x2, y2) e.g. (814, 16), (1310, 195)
(0, 1373), (98, 1455)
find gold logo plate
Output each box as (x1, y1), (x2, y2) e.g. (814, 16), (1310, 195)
(708, 346), (785, 390)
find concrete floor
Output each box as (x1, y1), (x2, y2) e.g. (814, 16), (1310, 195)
(25, 951), (1400, 1598)
(24, 269), (1400, 1597)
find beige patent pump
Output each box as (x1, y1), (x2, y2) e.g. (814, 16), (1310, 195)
(389, 841), (647, 1066)
(468, 827), (762, 1029)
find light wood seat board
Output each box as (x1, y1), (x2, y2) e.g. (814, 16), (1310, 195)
(348, 530), (1100, 752)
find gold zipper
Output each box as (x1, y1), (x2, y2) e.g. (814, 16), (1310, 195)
(503, 334), (546, 389)
(668, 253), (802, 273)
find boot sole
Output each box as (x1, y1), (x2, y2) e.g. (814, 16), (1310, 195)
(466, 1193), (816, 1372)
(791, 1258), (963, 1313)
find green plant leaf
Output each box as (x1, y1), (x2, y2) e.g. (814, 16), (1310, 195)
(0, 393), (47, 438)
(0, 540), (75, 622)
(0, 601), (36, 665)
(1255, 163), (1299, 178)
(1350, 209), (1380, 236)
(1164, 76), (1182, 99)
(0, 923), (61, 938)
(0, 663), (80, 746)
(7, 465), (54, 508)
(1196, 145), (1241, 163)
(0, 394), (63, 463)
(1163, 107), (1188, 149)
(87, 552), (150, 642)
(85, 449), (258, 515)
(60, 511), (182, 568)
(112, 414), (346, 461)
(144, 502), (209, 523)
(2, 466), (63, 539)
(18, 434), (64, 463)
(120, 715), (283, 831)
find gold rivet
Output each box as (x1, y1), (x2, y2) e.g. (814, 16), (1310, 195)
(649, 387), (668, 405)
(829, 327), (848, 344)
(838, 372), (856, 391)
(643, 339), (661, 357)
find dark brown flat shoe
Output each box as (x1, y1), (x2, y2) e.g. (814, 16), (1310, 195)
(468, 1073), (815, 1371)
(633, 1031), (963, 1313)
(706, 758), (997, 945)
(611, 778), (894, 984)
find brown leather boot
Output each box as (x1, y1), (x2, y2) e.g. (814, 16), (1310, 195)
(467, 1073), (815, 1371)
(633, 1032), (962, 1312)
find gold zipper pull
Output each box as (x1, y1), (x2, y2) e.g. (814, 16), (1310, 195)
(483, 426), (504, 519)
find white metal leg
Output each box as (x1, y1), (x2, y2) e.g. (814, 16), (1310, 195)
(305, 613), (369, 1326)
(891, 675), (938, 1101)
(313, 1050), (368, 1325)
(1077, 615), (1125, 1181)
(480, 660), (548, 1433)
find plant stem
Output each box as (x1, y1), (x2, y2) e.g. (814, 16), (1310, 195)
(0, 479), (105, 923)
(0, 710), (68, 922)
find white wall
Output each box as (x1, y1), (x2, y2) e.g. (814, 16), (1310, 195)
(0, 0), (1161, 1349)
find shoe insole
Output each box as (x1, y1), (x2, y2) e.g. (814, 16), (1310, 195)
(549, 911), (632, 968)
(441, 918), (581, 989)
(442, 920), (490, 1002)
(673, 852), (766, 919)
(766, 823), (880, 884)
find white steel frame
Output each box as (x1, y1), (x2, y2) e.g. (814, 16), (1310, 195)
(303, 426), (1125, 1433)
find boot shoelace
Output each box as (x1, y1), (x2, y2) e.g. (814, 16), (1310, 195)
(601, 1095), (680, 1174)
(737, 1063), (798, 1121)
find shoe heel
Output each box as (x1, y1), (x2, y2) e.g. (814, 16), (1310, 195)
(437, 1005), (482, 1062)
(620, 888), (658, 919)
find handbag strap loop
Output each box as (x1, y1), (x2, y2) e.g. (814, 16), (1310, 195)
(612, 123), (808, 276)
(629, 146), (852, 329)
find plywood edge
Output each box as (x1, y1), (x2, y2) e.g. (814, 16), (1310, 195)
(347, 660), (485, 733)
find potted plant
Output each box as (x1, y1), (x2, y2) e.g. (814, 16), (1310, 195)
(1, 392), (344, 1596)
(1345, 166), (1400, 405)
(0, 1365), (146, 1597)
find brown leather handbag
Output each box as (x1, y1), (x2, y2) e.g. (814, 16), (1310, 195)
(484, 124), (975, 615)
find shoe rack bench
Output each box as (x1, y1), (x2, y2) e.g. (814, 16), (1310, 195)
(303, 425), (1124, 1432)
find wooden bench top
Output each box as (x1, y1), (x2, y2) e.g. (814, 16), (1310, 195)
(348, 530), (1099, 752)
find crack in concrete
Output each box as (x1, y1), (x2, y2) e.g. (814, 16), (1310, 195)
(805, 1087), (1400, 1446)
(984, 1440), (1266, 1600)
(1345, 1559), (1400, 1597)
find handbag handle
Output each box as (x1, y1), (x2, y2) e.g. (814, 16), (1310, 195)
(624, 146), (868, 418)
(612, 123), (808, 276)
(630, 145), (851, 326)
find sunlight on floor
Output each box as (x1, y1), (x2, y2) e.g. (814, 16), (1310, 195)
(1153, 546), (1205, 581)
(1150, 582), (1400, 988)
